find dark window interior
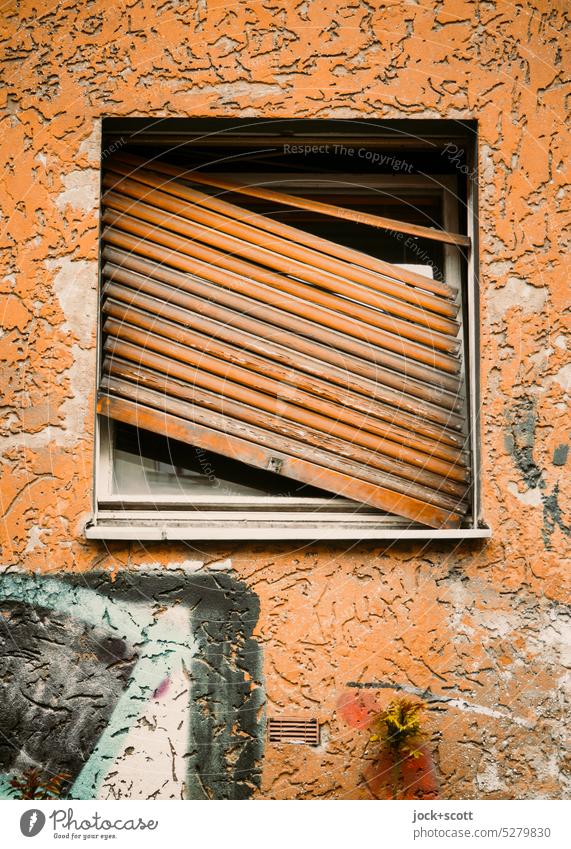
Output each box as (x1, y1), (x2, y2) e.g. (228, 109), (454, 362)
(112, 422), (335, 499)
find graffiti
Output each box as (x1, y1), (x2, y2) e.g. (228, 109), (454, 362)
(0, 570), (264, 800)
(505, 398), (570, 548)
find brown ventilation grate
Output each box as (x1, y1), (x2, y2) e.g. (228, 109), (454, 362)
(268, 717), (320, 746)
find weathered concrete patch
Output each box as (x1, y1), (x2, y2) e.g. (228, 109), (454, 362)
(48, 258), (98, 347)
(54, 169), (99, 213)
(58, 344), (97, 438)
(507, 482), (543, 506)
(549, 364), (571, 394)
(78, 123), (102, 165)
(487, 277), (548, 324)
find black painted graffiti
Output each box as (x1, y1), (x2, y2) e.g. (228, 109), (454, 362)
(505, 397), (570, 547)
(0, 601), (138, 794)
(0, 570), (264, 800)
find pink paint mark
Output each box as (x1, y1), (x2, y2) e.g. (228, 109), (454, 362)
(152, 677), (170, 699)
(364, 744), (439, 800)
(400, 744), (440, 800)
(337, 690), (378, 728)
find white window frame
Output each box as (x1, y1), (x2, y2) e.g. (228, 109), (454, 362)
(86, 171), (489, 540)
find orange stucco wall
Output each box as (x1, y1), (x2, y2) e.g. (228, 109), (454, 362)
(1, 0), (569, 799)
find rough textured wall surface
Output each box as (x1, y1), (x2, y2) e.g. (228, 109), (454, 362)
(0, 0), (569, 799)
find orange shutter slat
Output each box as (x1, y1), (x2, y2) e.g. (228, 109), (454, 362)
(98, 159), (470, 529)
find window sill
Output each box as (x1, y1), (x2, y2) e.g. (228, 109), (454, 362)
(85, 513), (491, 541)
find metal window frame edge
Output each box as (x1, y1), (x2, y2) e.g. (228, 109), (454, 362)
(88, 129), (488, 543)
(85, 518), (492, 542)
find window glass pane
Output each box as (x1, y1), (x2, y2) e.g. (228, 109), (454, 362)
(112, 422), (335, 498)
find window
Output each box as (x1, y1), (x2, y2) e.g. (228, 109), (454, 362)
(87, 119), (488, 540)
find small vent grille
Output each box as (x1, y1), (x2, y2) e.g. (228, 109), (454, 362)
(268, 717), (320, 746)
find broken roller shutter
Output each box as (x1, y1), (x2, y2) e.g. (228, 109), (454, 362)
(97, 154), (471, 529)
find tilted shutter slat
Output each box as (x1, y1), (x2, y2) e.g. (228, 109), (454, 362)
(100, 366), (466, 514)
(98, 156), (471, 529)
(102, 241), (462, 393)
(103, 165), (461, 335)
(101, 330), (467, 486)
(97, 391), (465, 529)
(112, 152), (470, 252)
(102, 279), (464, 430)
(102, 206), (461, 372)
